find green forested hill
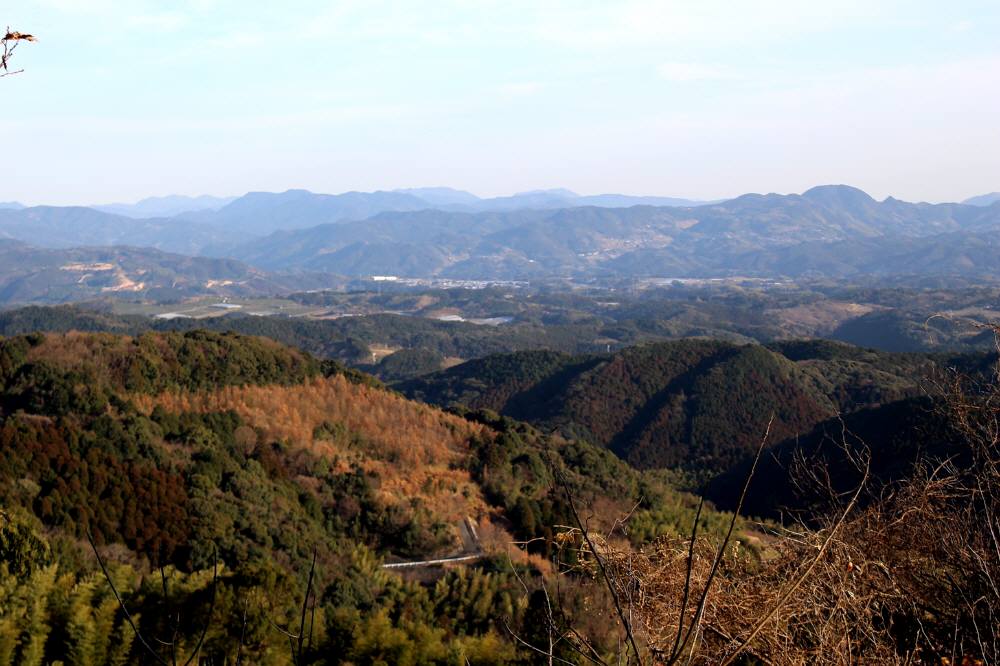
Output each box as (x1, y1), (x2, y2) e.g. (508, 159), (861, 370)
(400, 339), (934, 477)
(1, 288), (996, 387)
(0, 330), (729, 664)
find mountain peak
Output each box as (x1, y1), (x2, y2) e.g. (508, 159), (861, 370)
(801, 184), (876, 206)
(963, 192), (1000, 207)
(393, 187), (481, 205)
(92, 194), (236, 218)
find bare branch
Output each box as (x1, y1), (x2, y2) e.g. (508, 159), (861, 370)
(1, 27), (36, 77)
(669, 414), (774, 664)
(87, 530), (170, 666)
(182, 545), (219, 666)
(718, 453), (871, 666)
(552, 457), (644, 665)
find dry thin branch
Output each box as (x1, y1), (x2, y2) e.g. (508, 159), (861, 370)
(236, 596), (250, 666)
(718, 454), (871, 666)
(158, 564), (179, 666)
(88, 530), (220, 666)
(502, 618), (580, 666)
(182, 547), (219, 666)
(1, 27), (35, 77)
(296, 550), (317, 665)
(552, 458), (644, 665)
(669, 496), (704, 658)
(87, 530), (170, 666)
(669, 413), (774, 665)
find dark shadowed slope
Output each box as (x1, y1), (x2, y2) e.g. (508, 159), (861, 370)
(400, 338), (931, 476)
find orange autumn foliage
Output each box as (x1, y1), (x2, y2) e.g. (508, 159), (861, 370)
(134, 375), (492, 522)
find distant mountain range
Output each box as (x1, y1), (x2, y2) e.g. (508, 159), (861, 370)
(222, 185), (1000, 278)
(0, 185), (999, 296)
(179, 189), (435, 236)
(964, 192), (1000, 207)
(93, 194), (236, 218)
(442, 187), (713, 210)
(178, 187), (713, 236)
(0, 239), (337, 304)
(0, 205), (230, 254)
(0, 187), (715, 253)
(392, 187), (484, 206)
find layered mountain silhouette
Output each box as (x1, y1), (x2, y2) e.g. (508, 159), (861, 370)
(93, 194), (236, 218)
(1, 185), (999, 283)
(964, 192), (1000, 207)
(222, 185), (1000, 278)
(0, 205), (230, 254)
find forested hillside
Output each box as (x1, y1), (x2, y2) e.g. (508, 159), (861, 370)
(1, 325), (998, 663)
(2, 285), (996, 387)
(400, 339), (934, 476)
(0, 330), (728, 664)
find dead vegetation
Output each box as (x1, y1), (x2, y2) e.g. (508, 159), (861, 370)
(1, 28), (35, 77)
(531, 324), (1000, 665)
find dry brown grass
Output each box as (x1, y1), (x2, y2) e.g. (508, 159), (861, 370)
(541, 324), (1000, 665)
(589, 514), (905, 665)
(767, 301), (880, 337)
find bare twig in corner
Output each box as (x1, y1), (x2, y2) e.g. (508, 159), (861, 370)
(1, 28), (36, 77)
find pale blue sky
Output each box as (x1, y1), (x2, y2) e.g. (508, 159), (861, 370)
(4, 1), (999, 205)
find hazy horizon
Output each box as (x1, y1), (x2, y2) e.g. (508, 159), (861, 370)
(5, 1), (1000, 206)
(4, 182), (997, 210)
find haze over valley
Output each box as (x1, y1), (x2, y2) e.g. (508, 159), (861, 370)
(2, 184), (1000, 306)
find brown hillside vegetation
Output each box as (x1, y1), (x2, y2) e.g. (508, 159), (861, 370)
(133, 375), (490, 523)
